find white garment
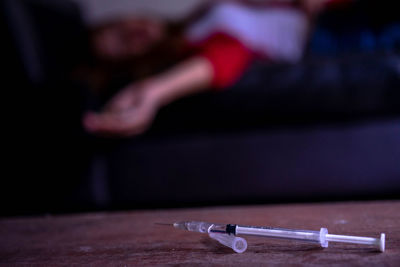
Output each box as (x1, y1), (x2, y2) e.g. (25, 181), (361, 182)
(186, 2), (309, 62)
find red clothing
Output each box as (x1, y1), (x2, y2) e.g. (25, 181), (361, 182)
(195, 33), (253, 89)
(190, 1), (351, 90)
(186, 3), (307, 90)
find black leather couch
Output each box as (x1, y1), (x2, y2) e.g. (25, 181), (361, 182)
(101, 55), (400, 209)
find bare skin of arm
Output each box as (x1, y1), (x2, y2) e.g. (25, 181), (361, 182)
(83, 56), (214, 136)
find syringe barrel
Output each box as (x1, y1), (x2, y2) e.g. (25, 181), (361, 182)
(236, 225), (328, 247)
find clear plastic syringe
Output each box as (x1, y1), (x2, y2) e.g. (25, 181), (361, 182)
(171, 221), (385, 252)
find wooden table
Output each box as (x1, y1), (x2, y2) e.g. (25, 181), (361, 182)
(1, 201), (399, 266)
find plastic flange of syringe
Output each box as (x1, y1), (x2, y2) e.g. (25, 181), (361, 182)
(317, 228), (385, 252)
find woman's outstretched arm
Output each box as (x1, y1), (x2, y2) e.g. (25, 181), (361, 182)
(83, 56), (213, 136)
(83, 33), (251, 136)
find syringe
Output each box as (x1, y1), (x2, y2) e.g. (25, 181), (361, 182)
(169, 221), (385, 252)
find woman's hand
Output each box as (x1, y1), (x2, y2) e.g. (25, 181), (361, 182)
(83, 56), (213, 137)
(83, 81), (162, 137)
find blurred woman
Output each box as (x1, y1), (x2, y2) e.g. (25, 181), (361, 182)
(83, 0), (335, 136)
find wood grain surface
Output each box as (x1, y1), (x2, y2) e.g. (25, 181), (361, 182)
(1, 201), (399, 266)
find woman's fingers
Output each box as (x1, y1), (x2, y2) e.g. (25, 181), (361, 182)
(83, 107), (153, 137)
(84, 112), (129, 133)
(104, 85), (142, 112)
(83, 81), (160, 137)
